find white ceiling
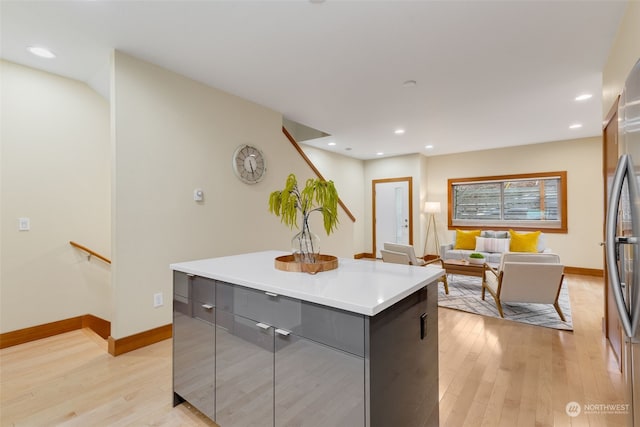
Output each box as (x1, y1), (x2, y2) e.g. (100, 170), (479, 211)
(0, 1), (628, 159)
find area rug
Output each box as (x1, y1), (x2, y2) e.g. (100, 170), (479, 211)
(437, 275), (573, 331)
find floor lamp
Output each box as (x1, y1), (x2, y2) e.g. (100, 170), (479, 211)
(423, 201), (441, 257)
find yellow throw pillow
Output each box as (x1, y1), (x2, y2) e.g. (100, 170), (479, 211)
(509, 230), (541, 252)
(454, 229), (481, 250)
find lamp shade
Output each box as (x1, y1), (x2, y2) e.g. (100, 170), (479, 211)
(424, 201), (441, 213)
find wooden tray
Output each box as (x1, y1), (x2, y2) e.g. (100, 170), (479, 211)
(274, 254), (338, 274)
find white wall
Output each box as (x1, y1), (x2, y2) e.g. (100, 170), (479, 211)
(603, 1), (640, 119)
(302, 146), (365, 254)
(425, 137), (603, 269)
(111, 51), (355, 339)
(2, 24), (623, 336)
(1, 60), (111, 333)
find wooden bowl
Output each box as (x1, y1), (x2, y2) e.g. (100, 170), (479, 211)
(274, 254), (339, 274)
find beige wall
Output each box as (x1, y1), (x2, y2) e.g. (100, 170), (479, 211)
(363, 154), (425, 256)
(111, 52), (355, 339)
(5, 2), (634, 335)
(425, 137), (603, 269)
(301, 148), (435, 258)
(419, 154), (431, 255)
(1, 60), (111, 333)
(302, 146), (365, 253)
(603, 1), (640, 119)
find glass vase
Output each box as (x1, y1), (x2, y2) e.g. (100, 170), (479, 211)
(291, 221), (320, 264)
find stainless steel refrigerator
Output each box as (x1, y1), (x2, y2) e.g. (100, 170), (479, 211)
(606, 57), (640, 427)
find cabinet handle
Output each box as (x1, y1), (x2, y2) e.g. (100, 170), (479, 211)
(256, 323), (271, 330)
(201, 304), (213, 310)
(265, 291), (278, 297)
(275, 329), (290, 336)
(420, 313), (427, 340)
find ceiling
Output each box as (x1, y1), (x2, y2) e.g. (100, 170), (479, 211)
(0, 1), (628, 160)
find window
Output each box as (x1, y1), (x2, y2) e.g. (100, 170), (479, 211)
(448, 171), (567, 233)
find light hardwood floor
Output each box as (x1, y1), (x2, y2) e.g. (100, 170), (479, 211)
(0, 274), (627, 426)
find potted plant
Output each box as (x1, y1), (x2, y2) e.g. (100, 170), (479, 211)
(269, 174), (339, 264)
(468, 252), (486, 265)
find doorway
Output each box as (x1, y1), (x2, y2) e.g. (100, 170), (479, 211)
(372, 177), (413, 258)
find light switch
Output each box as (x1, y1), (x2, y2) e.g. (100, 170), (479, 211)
(18, 217), (30, 231)
(193, 188), (204, 202)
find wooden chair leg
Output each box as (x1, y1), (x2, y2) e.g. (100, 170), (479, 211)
(441, 274), (449, 295)
(494, 299), (505, 318)
(482, 281), (504, 317)
(554, 301), (566, 322)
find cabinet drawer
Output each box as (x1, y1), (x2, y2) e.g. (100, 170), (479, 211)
(299, 301), (365, 357)
(218, 282), (302, 331)
(192, 276), (215, 305)
(235, 286), (301, 330)
(173, 271), (190, 302)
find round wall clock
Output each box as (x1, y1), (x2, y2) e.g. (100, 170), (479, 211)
(232, 144), (267, 184)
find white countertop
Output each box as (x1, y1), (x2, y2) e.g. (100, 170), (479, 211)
(170, 250), (444, 316)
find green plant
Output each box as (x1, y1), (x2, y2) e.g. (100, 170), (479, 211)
(469, 252), (485, 259)
(268, 174), (339, 262)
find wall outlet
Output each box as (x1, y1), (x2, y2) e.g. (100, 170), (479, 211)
(153, 292), (163, 308)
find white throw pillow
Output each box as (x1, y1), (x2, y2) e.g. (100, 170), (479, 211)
(475, 236), (510, 253)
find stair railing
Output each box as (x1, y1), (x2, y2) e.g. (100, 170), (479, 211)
(282, 126), (356, 223)
(69, 241), (111, 264)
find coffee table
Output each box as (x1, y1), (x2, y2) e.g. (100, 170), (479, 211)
(442, 259), (487, 278)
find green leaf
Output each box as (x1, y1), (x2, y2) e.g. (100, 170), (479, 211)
(268, 174), (340, 235)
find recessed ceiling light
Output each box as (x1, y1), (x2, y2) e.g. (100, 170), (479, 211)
(394, 129), (405, 135)
(425, 145), (434, 150)
(376, 152), (384, 156)
(27, 46), (56, 59)
(575, 94), (592, 101)
(402, 80), (417, 87)
(569, 123), (583, 129)
(328, 142), (336, 146)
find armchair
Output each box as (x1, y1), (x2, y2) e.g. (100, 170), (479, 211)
(383, 242), (426, 266)
(381, 243), (449, 294)
(481, 253), (565, 320)
(380, 249), (410, 265)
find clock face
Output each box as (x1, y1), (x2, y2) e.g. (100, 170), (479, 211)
(232, 145), (266, 184)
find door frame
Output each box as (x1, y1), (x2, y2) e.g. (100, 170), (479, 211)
(372, 177), (413, 258)
(603, 96), (622, 370)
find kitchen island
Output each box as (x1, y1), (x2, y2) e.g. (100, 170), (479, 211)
(171, 250), (442, 427)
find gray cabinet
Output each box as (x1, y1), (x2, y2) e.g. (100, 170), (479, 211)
(367, 283), (439, 426)
(215, 311), (273, 426)
(172, 272), (215, 420)
(274, 300), (365, 426)
(275, 331), (365, 426)
(215, 281), (366, 426)
(173, 274), (438, 427)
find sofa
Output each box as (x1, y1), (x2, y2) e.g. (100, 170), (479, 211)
(440, 229), (550, 264)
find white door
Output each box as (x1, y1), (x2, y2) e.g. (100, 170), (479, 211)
(375, 180), (410, 258)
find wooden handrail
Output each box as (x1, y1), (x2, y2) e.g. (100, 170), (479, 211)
(282, 126), (357, 223)
(69, 241), (111, 264)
